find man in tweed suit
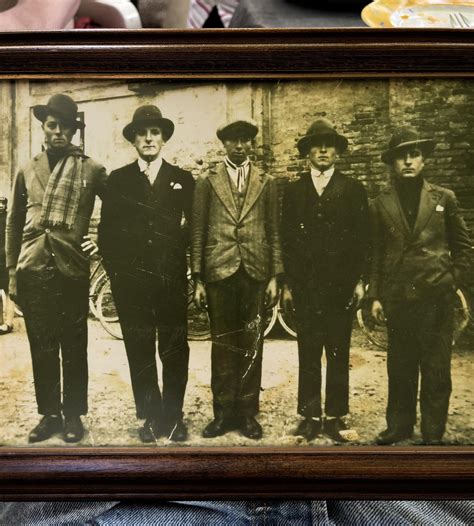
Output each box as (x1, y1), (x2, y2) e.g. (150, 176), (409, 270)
(369, 127), (472, 445)
(6, 93), (107, 443)
(191, 118), (283, 440)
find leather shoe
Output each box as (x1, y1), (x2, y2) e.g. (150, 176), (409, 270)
(63, 415), (84, 443)
(28, 415), (63, 443)
(294, 418), (322, 441)
(239, 416), (263, 440)
(324, 417), (349, 443)
(376, 428), (413, 445)
(202, 417), (233, 438)
(422, 436), (444, 446)
(139, 418), (162, 443)
(168, 420), (188, 442)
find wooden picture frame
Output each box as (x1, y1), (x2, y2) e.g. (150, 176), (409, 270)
(0, 29), (473, 500)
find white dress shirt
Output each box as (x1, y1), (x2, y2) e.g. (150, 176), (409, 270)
(187, 0), (239, 28)
(310, 165), (335, 196)
(138, 156), (163, 186)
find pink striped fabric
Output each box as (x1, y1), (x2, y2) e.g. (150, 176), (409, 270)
(187, 0), (240, 28)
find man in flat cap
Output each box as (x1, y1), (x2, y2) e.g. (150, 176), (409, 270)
(99, 105), (194, 443)
(191, 118), (283, 440)
(369, 127), (471, 445)
(6, 93), (107, 443)
(281, 118), (369, 442)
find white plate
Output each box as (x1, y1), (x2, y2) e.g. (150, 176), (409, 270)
(391, 4), (474, 27)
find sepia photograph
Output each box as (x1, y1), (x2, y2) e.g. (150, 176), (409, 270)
(0, 77), (472, 449)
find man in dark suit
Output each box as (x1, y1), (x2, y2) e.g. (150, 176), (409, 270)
(281, 119), (369, 442)
(99, 105), (194, 443)
(369, 127), (472, 445)
(6, 93), (107, 443)
(191, 119), (283, 440)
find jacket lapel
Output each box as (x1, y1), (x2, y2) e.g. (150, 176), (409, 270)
(33, 152), (52, 191)
(155, 158), (171, 196)
(319, 170), (345, 203)
(239, 164), (267, 221)
(208, 163), (239, 222)
(412, 180), (441, 239)
(379, 184), (411, 237)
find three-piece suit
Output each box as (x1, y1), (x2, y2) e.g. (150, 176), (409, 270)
(281, 170), (369, 419)
(6, 150), (107, 417)
(191, 162), (283, 419)
(99, 158), (194, 424)
(368, 180), (472, 439)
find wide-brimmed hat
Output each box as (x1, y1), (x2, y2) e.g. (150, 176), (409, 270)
(382, 127), (435, 164)
(216, 119), (258, 142)
(297, 118), (348, 156)
(123, 105), (175, 143)
(33, 94), (85, 130)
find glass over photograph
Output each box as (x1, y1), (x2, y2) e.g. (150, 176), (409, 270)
(0, 78), (472, 447)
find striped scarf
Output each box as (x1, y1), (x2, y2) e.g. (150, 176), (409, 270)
(187, 0), (239, 28)
(40, 146), (84, 231)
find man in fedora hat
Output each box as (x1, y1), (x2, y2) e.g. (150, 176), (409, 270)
(281, 118), (369, 442)
(191, 118), (283, 440)
(6, 93), (107, 443)
(369, 127), (471, 445)
(99, 105), (194, 443)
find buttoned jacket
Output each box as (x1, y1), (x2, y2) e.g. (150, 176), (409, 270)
(6, 151), (107, 278)
(368, 180), (472, 304)
(191, 162), (283, 283)
(98, 159), (194, 279)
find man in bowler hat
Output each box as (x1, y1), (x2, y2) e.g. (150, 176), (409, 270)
(99, 105), (194, 442)
(191, 119), (283, 440)
(281, 118), (369, 442)
(369, 127), (471, 445)
(6, 93), (107, 443)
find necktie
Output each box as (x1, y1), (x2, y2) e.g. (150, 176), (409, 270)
(143, 162), (151, 181)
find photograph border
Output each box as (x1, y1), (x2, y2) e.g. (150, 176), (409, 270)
(0, 28), (473, 500)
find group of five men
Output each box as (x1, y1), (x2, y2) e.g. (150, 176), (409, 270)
(5, 92), (471, 446)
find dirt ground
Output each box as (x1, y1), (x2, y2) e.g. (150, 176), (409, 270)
(0, 317), (472, 448)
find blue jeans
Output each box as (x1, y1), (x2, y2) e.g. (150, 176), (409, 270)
(1, 501), (472, 525)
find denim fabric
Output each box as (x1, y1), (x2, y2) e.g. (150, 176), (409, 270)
(0, 500), (472, 525)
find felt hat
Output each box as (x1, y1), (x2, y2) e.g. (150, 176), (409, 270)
(297, 118), (348, 156)
(123, 105), (175, 143)
(381, 127), (436, 164)
(33, 93), (85, 130)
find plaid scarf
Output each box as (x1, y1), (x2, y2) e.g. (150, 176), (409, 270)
(40, 145), (84, 231)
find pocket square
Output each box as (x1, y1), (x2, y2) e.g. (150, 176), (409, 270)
(436, 204), (444, 212)
(170, 182), (182, 190)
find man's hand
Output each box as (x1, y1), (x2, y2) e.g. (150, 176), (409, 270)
(264, 276), (280, 310)
(81, 235), (99, 257)
(352, 280), (365, 309)
(371, 299), (386, 324)
(193, 279), (208, 311)
(8, 268), (17, 303)
(281, 284), (294, 314)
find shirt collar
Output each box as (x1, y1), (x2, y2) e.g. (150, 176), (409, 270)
(310, 164), (335, 178)
(138, 155), (163, 175)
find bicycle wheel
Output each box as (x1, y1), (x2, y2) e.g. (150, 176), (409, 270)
(453, 288), (471, 344)
(89, 269), (108, 319)
(97, 279), (123, 340)
(277, 306), (297, 338)
(356, 304), (387, 350)
(263, 304), (278, 337)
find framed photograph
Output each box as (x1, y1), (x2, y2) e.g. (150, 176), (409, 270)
(0, 29), (473, 499)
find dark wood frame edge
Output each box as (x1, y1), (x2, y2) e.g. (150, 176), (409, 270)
(0, 29), (472, 499)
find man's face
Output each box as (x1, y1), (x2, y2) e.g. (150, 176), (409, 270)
(308, 139), (337, 172)
(42, 115), (75, 151)
(223, 135), (252, 166)
(392, 147), (425, 178)
(133, 126), (165, 162)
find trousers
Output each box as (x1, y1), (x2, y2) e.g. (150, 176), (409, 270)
(16, 267), (89, 417)
(385, 295), (454, 439)
(1, 500), (472, 525)
(206, 266), (266, 419)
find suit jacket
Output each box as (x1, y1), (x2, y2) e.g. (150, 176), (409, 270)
(6, 151), (107, 278)
(368, 180), (472, 304)
(98, 158), (194, 279)
(191, 162), (283, 283)
(281, 170), (369, 305)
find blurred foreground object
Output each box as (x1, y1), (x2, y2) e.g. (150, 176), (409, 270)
(0, 0), (80, 30)
(362, 0), (473, 28)
(77, 0), (142, 28)
(188, 0), (239, 27)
